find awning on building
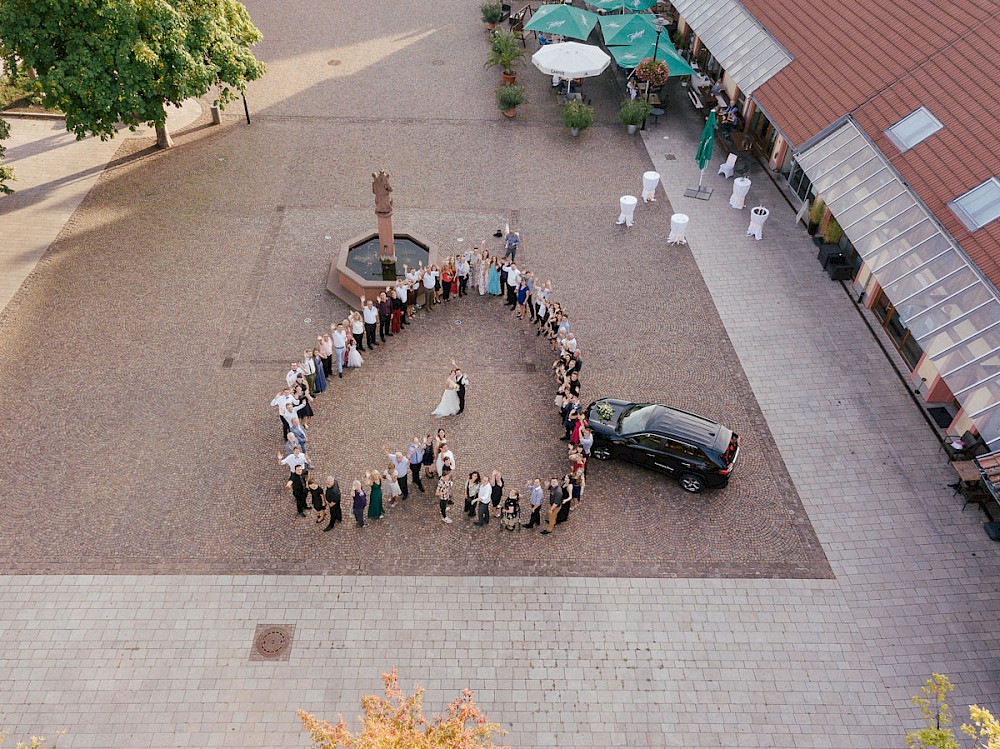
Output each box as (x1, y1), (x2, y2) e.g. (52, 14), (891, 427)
(797, 119), (1000, 448)
(669, 0), (792, 95)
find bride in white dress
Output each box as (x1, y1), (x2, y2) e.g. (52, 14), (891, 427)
(432, 376), (461, 418)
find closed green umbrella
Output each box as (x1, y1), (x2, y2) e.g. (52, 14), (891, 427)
(523, 5), (599, 41)
(686, 110), (716, 200)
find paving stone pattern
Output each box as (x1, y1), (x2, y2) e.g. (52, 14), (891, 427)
(0, 0), (996, 745)
(0, 26), (823, 578)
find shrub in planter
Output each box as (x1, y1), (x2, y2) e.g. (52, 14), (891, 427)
(822, 216), (843, 245)
(619, 99), (652, 132)
(481, 2), (503, 28)
(561, 101), (594, 135)
(485, 31), (526, 82)
(497, 84), (526, 116)
(807, 197), (825, 235)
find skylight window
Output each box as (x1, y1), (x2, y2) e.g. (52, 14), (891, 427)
(885, 106), (943, 152)
(949, 178), (1000, 231)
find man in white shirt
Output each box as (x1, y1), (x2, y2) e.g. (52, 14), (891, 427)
(331, 324), (348, 378)
(396, 281), (410, 325)
(279, 446), (310, 477)
(361, 296), (379, 349)
(421, 266), (436, 310)
(271, 387), (298, 436)
(474, 480), (492, 526)
(505, 263), (520, 307)
(285, 362), (304, 388)
(385, 448), (411, 500)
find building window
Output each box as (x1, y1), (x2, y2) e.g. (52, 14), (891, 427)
(885, 106), (943, 152)
(949, 177), (1000, 231)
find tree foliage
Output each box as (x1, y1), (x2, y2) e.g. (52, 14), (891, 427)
(906, 674), (960, 749)
(0, 115), (13, 194)
(298, 668), (507, 749)
(0, 0), (265, 141)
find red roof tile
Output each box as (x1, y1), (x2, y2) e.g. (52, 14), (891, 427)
(735, 2), (1000, 288)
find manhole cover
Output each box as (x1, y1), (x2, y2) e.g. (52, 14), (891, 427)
(524, 362), (536, 372)
(221, 356), (234, 369)
(431, 59), (445, 66)
(303, 317), (313, 324)
(250, 624), (295, 661)
(327, 59), (342, 66)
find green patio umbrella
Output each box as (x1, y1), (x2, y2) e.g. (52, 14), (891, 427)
(687, 110), (716, 200)
(589, 0), (657, 13)
(599, 13), (655, 47)
(523, 4), (600, 41)
(608, 39), (694, 75)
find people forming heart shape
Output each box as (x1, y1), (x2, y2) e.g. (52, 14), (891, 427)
(271, 228), (592, 537)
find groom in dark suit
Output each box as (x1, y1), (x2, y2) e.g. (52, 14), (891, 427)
(455, 368), (469, 414)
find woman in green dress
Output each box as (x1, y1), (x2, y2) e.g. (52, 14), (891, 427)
(367, 470), (384, 520)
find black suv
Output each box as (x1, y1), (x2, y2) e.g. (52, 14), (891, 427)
(585, 398), (740, 493)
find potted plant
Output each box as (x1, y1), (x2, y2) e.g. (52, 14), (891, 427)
(619, 99), (652, 134)
(822, 216), (843, 245)
(807, 197), (825, 236)
(561, 101), (594, 136)
(496, 84), (526, 117)
(480, 2), (503, 30)
(634, 57), (670, 89)
(485, 31), (526, 84)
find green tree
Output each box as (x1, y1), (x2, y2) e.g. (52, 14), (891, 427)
(0, 0), (266, 148)
(906, 674), (960, 749)
(0, 115), (13, 194)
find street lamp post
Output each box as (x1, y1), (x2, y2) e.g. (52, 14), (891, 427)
(640, 17), (669, 130)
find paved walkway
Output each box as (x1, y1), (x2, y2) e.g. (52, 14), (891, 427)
(0, 101), (203, 312)
(0, 4), (997, 747)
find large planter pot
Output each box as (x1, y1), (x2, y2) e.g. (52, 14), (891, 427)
(503, 108), (516, 118)
(502, 71), (516, 85)
(570, 127), (580, 136)
(807, 222), (819, 236)
(486, 22), (497, 30)
(627, 124), (638, 134)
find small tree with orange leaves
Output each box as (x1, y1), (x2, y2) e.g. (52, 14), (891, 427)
(297, 668), (508, 749)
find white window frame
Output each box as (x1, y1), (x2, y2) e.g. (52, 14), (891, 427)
(948, 177), (1000, 231)
(884, 106), (943, 152)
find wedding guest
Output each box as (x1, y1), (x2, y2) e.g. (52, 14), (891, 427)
(281, 431), (301, 456)
(279, 446), (309, 477)
(291, 377), (313, 426)
(540, 477), (563, 535)
(311, 348), (327, 394)
(502, 228), (520, 261)
(285, 362), (304, 388)
(432, 428), (447, 462)
(436, 467), (454, 523)
(441, 262), (454, 303)
(308, 479), (326, 526)
(464, 471), (482, 518)
(386, 448), (410, 500)
(477, 249), (490, 295)
(390, 288), (403, 334)
(488, 257), (502, 296)
(347, 340), (364, 368)
(288, 418), (308, 454)
(367, 470), (384, 520)
(474, 479), (492, 526)
(422, 433), (436, 479)
(271, 387), (299, 437)
(384, 464), (402, 508)
(422, 265), (437, 309)
(505, 262), (520, 308)
(500, 257), (511, 300)
(301, 350), (317, 394)
(323, 477), (342, 531)
(377, 292), (393, 341)
(515, 277), (529, 319)
(436, 440), (455, 478)
(317, 334), (334, 377)
(456, 254), (470, 297)
(280, 400), (307, 437)
(287, 464), (309, 517)
(361, 296), (379, 349)
(408, 437), (426, 493)
(525, 478), (544, 528)
(396, 281), (410, 325)
(331, 323), (348, 378)
(351, 480), (367, 527)
(579, 425), (594, 458)
(557, 474), (573, 524)
(490, 469), (505, 517)
(349, 312), (366, 352)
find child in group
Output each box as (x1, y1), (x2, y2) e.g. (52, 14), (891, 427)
(347, 341), (364, 368)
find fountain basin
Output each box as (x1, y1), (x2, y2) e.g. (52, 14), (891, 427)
(327, 231), (437, 305)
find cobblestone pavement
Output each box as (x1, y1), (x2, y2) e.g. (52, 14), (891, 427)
(0, 11), (823, 577)
(0, 0), (997, 745)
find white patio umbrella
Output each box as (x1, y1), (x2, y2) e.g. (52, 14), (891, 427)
(531, 41), (612, 82)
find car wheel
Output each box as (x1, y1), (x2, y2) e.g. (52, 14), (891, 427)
(678, 473), (705, 493)
(591, 444), (612, 461)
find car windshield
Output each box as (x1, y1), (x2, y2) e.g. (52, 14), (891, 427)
(618, 404), (656, 435)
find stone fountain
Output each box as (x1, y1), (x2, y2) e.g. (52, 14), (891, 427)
(326, 170), (435, 305)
